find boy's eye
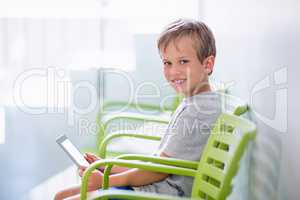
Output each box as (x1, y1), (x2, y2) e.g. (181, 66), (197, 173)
(179, 60), (189, 65)
(163, 61), (171, 66)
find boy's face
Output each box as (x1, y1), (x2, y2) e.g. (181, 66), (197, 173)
(160, 36), (214, 97)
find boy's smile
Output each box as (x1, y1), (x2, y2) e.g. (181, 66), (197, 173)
(160, 36), (214, 97)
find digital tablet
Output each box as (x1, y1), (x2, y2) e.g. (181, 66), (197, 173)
(56, 135), (89, 167)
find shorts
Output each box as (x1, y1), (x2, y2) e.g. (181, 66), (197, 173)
(101, 186), (134, 200)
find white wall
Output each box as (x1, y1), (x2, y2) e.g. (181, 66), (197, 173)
(200, 0), (299, 199)
(104, 34), (175, 108)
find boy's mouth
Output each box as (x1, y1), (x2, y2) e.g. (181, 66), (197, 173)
(171, 79), (187, 87)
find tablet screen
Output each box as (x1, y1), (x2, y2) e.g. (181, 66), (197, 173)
(57, 135), (89, 167)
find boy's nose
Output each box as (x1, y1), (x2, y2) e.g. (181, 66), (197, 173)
(170, 65), (182, 75)
(169, 69), (181, 77)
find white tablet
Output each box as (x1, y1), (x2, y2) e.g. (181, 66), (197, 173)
(56, 135), (90, 167)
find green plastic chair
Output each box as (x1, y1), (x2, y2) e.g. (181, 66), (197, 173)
(80, 112), (256, 200)
(96, 101), (174, 150)
(80, 100), (173, 156)
(95, 90), (248, 158)
(95, 90), (202, 151)
(97, 103), (248, 159)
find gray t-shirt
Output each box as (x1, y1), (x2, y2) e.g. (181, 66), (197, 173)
(134, 91), (221, 197)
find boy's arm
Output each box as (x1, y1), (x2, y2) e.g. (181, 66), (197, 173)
(99, 165), (129, 174)
(107, 152), (170, 175)
(109, 167), (169, 187)
(108, 152), (170, 187)
(85, 153), (129, 174)
(81, 152), (170, 189)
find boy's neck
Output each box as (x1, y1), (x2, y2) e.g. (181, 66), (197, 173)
(185, 84), (212, 97)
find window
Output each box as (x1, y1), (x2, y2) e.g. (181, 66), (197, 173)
(0, 0), (200, 107)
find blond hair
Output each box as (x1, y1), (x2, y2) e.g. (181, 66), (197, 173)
(157, 19), (216, 63)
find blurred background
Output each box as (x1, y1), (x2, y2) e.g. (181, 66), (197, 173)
(0, 0), (299, 199)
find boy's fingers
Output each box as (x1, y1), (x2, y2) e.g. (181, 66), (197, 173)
(86, 152), (96, 158)
(84, 155), (90, 161)
(78, 165), (89, 177)
(79, 165), (87, 171)
(90, 156), (98, 161)
(85, 157), (92, 163)
(86, 153), (99, 159)
(84, 154), (95, 163)
(86, 154), (99, 163)
(84, 153), (91, 158)
(84, 153), (100, 164)
(85, 154), (94, 160)
(78, 168), (83, 177)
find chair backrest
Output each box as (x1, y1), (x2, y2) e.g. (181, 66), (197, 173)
(191, 113), (256, 200)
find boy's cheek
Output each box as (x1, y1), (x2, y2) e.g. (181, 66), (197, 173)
(163, 73), (171, 82)
(163, 70), (168, 79)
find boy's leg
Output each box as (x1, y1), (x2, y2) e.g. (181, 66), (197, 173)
(64, 190), (101, 200)
(109, 186), (134, 200)
(64, 194), (80, 200)
(54, 185), (81, 200)
(61, 186), (134, 200)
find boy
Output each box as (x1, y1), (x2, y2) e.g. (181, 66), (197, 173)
(54, 18), (221, 200)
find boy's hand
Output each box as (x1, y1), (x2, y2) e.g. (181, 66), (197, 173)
(84, 153), (100, 164)
(84, 153), (106, 172)
(79, 165), (103, 190)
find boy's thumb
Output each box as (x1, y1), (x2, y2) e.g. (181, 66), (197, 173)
(78, 169), (83, 177)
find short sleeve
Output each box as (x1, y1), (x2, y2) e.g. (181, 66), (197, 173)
(160, 109), (215, 161)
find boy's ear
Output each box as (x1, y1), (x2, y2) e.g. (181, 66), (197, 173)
(203, 56), (215, 75)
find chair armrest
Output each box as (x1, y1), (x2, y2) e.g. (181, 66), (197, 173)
(116, 154), (198, 170)
(80, 159), (196, 200)
(86, 189), (195, 200)
(102, 101), (174, 113)
(97, 112), (170, 145)
(233, 104), (248, 116)
(99, 133), (162, 158)
(101, 112), (170, 125)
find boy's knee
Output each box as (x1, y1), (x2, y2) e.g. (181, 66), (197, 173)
(54, 190), (65, 200)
